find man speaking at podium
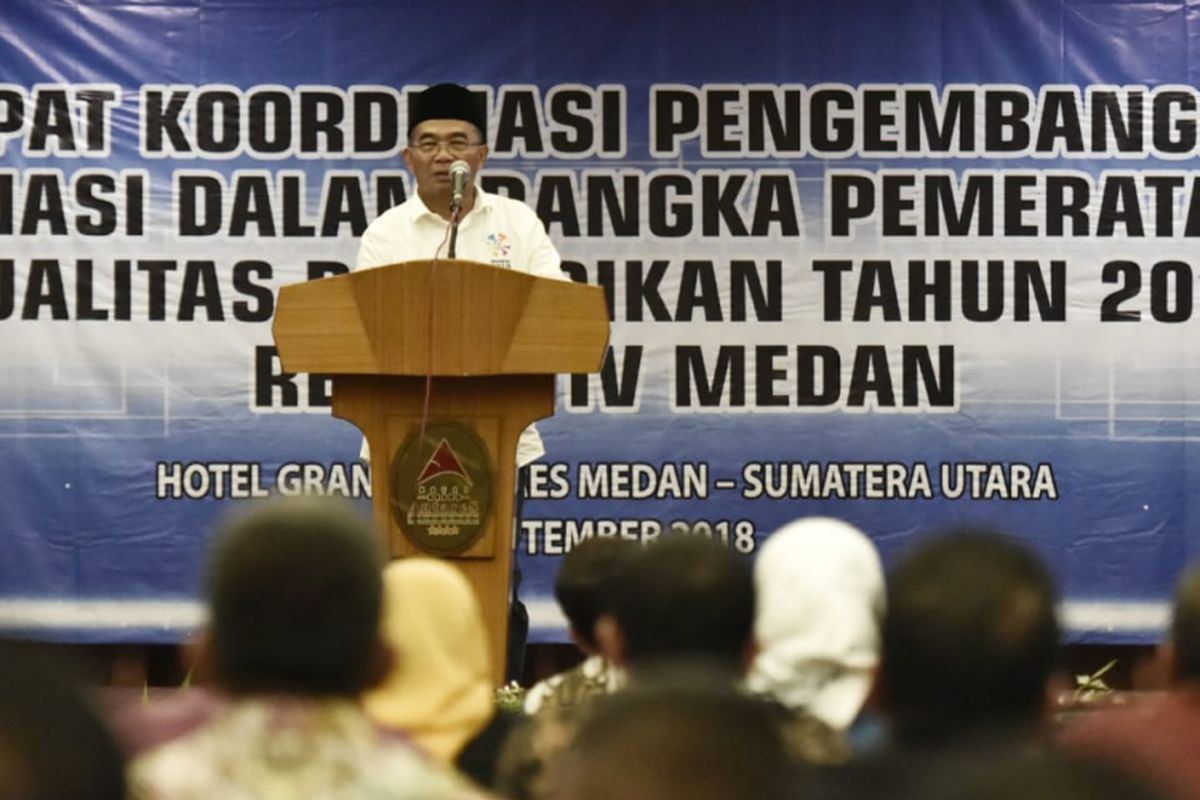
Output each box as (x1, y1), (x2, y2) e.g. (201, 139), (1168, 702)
(356, 83), (563, 280)
(355, 83), (566, 681)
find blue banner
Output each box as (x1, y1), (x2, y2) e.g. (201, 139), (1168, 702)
(1, 0), (1196, 644)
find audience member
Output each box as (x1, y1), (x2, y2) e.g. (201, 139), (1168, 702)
(522, 537), (634, 715)
(0, 642), (126, 800)
(1060, 561), (1200, 799)
(878, 527), (1060, 747)
(108, 683), (225, 758)
(813, 747), (1167, 800)
(548, 666), (793, 800)
(747, 517), (884, 748)
(364, 558), (514, 790)
(601, 533), (847, 764)
(599, 533), (755, 674)
(499, 534), (767, 800)
(107, 637), (225, 757)
(129, 496), (476, 800)
(924, 749), (1169, 800)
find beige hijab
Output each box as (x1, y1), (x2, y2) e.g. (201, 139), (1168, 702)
(363, 558), (494, 762)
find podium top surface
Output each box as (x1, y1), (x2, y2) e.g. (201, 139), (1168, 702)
(272, 259), (610, 377)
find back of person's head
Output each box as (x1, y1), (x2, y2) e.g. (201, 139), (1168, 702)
(0, 643), (126, 800)
(748, 516), (884, 730)
(551, 666), (791, 800)
(816, 748), (1167, 800)
(880, 528), (1059, 743)
(921, 749), (1168, 800)
(1170, 562), (1200, 681)
(363, 558), (493, 762)
(554, 536), (636, 651)
(606, 534), (754, 672)
(206, 496), (384, 697)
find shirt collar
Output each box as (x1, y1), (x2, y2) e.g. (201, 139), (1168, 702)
(410, 183), (493, 223)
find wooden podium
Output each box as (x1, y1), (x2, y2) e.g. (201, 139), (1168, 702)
(272, 259), (609, 685)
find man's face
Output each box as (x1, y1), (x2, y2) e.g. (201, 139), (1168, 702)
(403, 119), (488, 197)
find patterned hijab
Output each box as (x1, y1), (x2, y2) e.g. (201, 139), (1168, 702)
(363, 558), (494, 762)
(746, 517), (885, 731)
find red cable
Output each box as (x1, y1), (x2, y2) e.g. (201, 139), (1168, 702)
(421, 209), (459, 441)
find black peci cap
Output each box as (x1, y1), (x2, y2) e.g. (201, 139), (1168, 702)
(407, 83), (487, 140)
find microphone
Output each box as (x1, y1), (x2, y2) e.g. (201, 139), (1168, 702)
(449, 160), (471, 213)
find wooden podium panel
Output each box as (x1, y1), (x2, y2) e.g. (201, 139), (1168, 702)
(332, 374), (553, 678)
(273, 260), (608, 685)
(273, 259), (608, 376)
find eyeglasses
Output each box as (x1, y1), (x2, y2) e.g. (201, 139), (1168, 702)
(409, 136), (484, 156)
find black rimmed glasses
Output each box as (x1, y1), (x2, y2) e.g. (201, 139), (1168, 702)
(410, 136), (483, 156)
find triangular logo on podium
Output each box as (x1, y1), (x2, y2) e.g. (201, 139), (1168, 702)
(416, 438), (473, 486)
(390, 422), (491, 557)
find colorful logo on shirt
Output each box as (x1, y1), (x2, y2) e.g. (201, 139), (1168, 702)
(486, 232), (511, 264)
(390, 422), (492, 556)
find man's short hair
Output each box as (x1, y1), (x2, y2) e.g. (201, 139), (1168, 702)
(554, 537), (636, 649)
(881, 528), (1059, 742)
(556, 666), (791, 800)
(1171, 563), (1200, 680)
(206, 497), (384, 696)
(407, 83), (486, 140)
(610, 534), (754, 670)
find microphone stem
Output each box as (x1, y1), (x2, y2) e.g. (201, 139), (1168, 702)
(447, 205), (462, 259)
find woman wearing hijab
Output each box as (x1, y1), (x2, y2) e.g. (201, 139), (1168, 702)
(364, 558), (514, 789)
(747, 516), (887, 758)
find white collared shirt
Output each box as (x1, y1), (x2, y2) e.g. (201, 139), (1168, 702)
(355, 186), (565, 466)
(356, 186), (564, 280)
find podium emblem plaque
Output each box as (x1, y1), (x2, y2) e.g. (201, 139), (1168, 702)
(390, 421), (493, 555)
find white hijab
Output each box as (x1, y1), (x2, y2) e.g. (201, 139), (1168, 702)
(747, 517), (885, 731)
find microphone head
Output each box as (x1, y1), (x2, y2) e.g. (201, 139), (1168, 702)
(449, 160), (471, 180)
